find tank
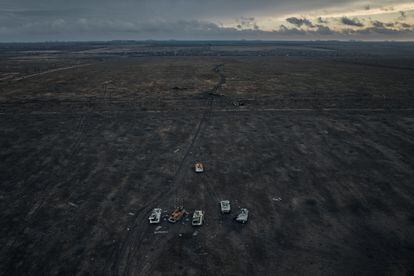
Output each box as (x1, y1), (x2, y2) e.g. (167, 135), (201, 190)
(220, 200), (231, 213)
(235, 208), (249, 224)
(195, 162), (204, 173)
(149, 208), (162, 224)
(168, 207), (186, 223)
(192, 210), (204, 226)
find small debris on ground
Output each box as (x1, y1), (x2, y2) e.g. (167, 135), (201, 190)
(154, 231), (168, 234)
(155, 226), (162, 231)
(128, 212), (135, 216)
(68, 202), (78, 208)
(272, 197), (282, 201)
(193, 231), (199, 237)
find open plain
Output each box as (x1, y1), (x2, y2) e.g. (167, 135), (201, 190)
(0, 41), (414, 275)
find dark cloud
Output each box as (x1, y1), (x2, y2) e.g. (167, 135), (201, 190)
(286, 17), (313, 27)
(342, 23), (414, 37)
(0, 0), (413, 41)
(314, 25), (334, 35)
(351, 26), (402, 35)
(371, 20), (413, 29)
(371, 20), (404, 29)
(400, 22), (412, 28)
(399, 11), (407, 20)
(1, 17), (413, 42)
(278, 24), (306, 35)
(317, 17), (328, 24)
(0, 0), (362, 21)
(341, 17), (364, 27)
(372, 20), (385, 28)
(276, 23), (410, 38)
(237, 16), (259, 30)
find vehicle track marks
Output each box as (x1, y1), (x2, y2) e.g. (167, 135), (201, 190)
(110, 64), (226, 276)
(10, 64), (92, 82)
(2, 112), (90, 274)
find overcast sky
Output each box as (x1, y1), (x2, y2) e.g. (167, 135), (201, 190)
(1, 0), (414, 41)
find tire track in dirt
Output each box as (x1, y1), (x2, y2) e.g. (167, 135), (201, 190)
(2, 112), (90, 274)
(140, 65), (225, 276)
(110, 64), (226, 276)
(11, 64), (93, 82)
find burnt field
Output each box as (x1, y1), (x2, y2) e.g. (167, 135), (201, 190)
(0, 41), (414, 275)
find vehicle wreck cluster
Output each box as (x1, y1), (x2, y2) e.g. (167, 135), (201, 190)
(149, 163), (249, 227)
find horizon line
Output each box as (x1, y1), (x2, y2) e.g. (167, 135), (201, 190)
(1, 39), (414, 44)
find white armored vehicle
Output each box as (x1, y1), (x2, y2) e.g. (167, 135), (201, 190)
(194, 162), (204, 173)
(220, 200), (231, 213)
(192, 210), (204, 226)
(149, 208), (162, 224)
(235, 208), (249, 224)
